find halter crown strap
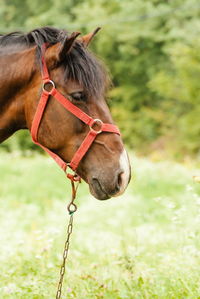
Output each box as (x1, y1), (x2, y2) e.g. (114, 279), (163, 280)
(31, 44), (120, 180)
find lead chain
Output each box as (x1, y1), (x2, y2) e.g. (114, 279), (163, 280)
(56, 179), (79, 299)
(56, 213), (74, 299)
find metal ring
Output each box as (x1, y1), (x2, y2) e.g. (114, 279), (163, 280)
(42, 80), (55, 93)
(67, 202), (77, 214)
(89, 119), (103, 134)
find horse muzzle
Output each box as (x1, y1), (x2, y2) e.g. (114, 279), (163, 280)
(88, 149), (131, 200)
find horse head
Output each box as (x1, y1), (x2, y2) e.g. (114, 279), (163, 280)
(0, 27), (131, 200)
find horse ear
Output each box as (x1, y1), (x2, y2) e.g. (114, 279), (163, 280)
(59, 32), (81, 61)
(80, 27), (101, 47)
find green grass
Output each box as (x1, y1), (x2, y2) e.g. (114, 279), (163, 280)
(0, 153), (200, 299)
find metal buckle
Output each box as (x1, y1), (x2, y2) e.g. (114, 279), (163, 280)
(89, 119), (103, 134)
(42, 80), (55, 93)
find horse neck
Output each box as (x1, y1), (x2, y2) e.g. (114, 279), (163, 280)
(0, 47), (37, 143)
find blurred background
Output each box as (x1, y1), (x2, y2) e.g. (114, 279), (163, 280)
(0, 0), (200, 298)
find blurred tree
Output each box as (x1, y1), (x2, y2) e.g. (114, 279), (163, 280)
(72, 0), (200, 159)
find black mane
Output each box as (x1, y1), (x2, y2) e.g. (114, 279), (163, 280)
(0, 27), (109, 97)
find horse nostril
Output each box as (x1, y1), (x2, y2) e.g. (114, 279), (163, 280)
(118, 171), (123, 187)
(116, 171), (124, 192)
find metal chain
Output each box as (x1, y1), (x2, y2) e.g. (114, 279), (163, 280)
(56, 213), (74, 299)
(56, 179), (79, 299)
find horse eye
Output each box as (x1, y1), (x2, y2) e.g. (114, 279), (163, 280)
(70, 92), (86, 102)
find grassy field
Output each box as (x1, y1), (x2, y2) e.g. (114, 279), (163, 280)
(0, 152), (200, 299)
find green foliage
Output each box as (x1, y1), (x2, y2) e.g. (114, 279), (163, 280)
(0, 154), (200, 297)
(149, 41), (200, 156)
(0, 0), (199, 160)
(1, 131), (40, 153)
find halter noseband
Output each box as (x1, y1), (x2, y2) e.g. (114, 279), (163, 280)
(31, 44), (120, 181)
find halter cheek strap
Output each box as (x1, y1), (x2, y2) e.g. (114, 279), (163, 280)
(31, 44), (120, 181)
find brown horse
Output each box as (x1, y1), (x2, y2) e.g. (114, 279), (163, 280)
(0, 27), (131, 200)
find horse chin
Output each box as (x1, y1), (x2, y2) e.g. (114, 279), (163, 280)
(88, 180), (111, 200)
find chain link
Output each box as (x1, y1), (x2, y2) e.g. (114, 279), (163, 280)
(56, 179), (80, 299)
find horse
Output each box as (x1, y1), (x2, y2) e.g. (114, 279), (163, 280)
(0, 26), (131, 200)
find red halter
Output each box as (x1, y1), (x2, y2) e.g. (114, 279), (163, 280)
(31, 44), (120, 181)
